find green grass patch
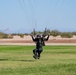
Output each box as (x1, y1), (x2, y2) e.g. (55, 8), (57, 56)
(0, 45), (76, 75)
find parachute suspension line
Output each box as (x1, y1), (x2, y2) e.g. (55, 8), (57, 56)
(18, 0), (26, 33)
(57, 0), (66, 15)
(50, 0), (62, 26)
(22, 0), (26, 7)
(18, 0), (27, 18)
(47, 0), (66, 30)
(54, 0), (66, 23)
(18, 0), (24, 11)
(28, 0), (37, 33)
(33, 1), (37, 31)
(42, 28), (47, 37)
(45, 0), (51, 28)
(18, 0), (31, 33)
(45, 0), (51, 30)
(58, 0), (67, 21)
(45, 0), (59, 30)
(22, 0), (28, 15)
(27, 0), (33, 33)
(44, 28), (47, 36)
(33, 28), (36, 36)
(52, 0), (60, 15)
(55, 0), (66, 23)
(35, 18), (37, 32)
(50, 0), (60, 21)
(28, 0), (33, 32)
(22, 0), (31, 29)
(34, 0), (37, 31)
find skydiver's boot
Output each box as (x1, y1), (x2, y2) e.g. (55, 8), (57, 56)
(37, 53), (40, 59)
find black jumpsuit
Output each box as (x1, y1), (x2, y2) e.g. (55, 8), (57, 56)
(31, 35), (49, 59)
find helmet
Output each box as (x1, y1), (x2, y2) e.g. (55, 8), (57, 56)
(36, 34), (41, 38)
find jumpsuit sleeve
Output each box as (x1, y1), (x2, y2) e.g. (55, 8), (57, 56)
(31, 36), (36, 41)
(44, 35), (49, 41)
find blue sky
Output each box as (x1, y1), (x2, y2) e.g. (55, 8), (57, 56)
(0, 0), (76, 33)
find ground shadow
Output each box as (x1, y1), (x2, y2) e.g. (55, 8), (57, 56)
(0, 58), (35, 62)
(17, 59), (35, 62)
(0, 58), (9, 61)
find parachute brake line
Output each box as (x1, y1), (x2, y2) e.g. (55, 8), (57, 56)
(42, 28), (47, 37)
(33, 28), (36, 36)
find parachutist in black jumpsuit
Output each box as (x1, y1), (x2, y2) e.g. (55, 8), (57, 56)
(31, 34), (49, 59)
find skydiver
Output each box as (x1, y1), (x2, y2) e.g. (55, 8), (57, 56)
(31, 34), (49, 59)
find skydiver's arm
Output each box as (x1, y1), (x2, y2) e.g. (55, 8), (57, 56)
(31, 35), (37, 42)
(44, 35), (49, 41)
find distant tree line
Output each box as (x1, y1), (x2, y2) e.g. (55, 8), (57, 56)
(0, 32), (8, 39)
(1, 30), (76, 39)
(0, 32), (29, 39)
(31, 29), (76, 38)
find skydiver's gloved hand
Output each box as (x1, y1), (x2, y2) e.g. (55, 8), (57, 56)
(48, 34), (50, 38)
(30, 34), (33, 37)
(48, 34), (50, 37)
(47, 33), (50, 37)
(42, 34), (46, 37)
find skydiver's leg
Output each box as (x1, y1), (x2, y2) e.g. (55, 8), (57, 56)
(33, 49), (38, 59)
(37, 48), (43, 59)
